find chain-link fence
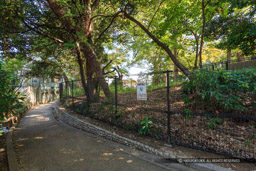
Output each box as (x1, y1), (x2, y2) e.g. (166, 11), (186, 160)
(59, 70), (256, 162)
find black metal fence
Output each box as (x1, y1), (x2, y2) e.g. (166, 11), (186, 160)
(199, 56), (256, 71)
(59, 70), (256, 162)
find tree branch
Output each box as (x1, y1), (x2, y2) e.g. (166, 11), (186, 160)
(91, 14), (117, 21)
(47, 0), (76, 33)
(148, 0), (165, 29)
(104, 69), (116, 75)
(91, 0), (100, 9)
(122, 9), (190, 75)
(94, 11), (122, 44)
(102, 60), (113, 71)
(23, 20), (64, 43)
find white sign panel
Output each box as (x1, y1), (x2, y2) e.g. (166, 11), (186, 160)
(137, 82), (147, 100)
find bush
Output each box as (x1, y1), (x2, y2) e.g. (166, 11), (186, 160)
(138, 117), (152, 135)
(0, 64), (25, 121)
(182, 68), (256, 113)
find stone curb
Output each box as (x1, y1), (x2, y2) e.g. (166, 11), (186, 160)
(6, 126), (19, 171)
(53, 103), (232, 171)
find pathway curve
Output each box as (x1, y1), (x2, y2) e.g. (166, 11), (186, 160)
(14, 103), (194, 171)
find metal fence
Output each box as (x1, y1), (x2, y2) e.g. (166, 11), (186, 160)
(199, 56), (256, 71)
(59, 70), (256, 162)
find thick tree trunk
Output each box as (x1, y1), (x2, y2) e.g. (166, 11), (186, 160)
(47, 0), (113, 100)
(81, 44), (113, 99)
(75, 42), (88, 96)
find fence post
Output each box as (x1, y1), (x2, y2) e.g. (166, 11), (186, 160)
(59, 83), (63, 102)
(114, 76), (118, 115)
(212, 64), (214, 71)
(72, 80), (74, 111)
(166, 70), (171, 143)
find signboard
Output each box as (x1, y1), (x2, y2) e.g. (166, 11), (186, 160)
(137, 82), (147, 100)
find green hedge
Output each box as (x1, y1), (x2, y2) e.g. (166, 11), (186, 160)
(0, 64), (25, 121)
(182, 68), (256, 113)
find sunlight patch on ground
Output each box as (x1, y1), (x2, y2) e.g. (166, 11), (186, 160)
(25, 114), (50, 121)
(25, 115), (41, 118)
(18, 138), (28, 141)
(126, 160), (133, 163)
(34, 136), (43, 140)
(59, 148), (76, 154)
(103, 153), (113, 156)
(131, 151), (138, 156)
(0, 148), (5, 152)
(74, 158), (85, 162)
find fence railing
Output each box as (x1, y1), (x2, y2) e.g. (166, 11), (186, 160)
(59, 70), (256, 162)
(195, 56), (256, 71)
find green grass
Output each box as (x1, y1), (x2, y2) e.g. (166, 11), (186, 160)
(73, 89), (85, 96)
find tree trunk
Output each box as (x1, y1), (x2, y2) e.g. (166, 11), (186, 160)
(199, 0), (206, 68)
(153, 57), (160, 85)
(174, 49), (179, 81)
(47, 0), (113, 100)
(227, 48), (231, 62)
(193, 34), (199, 70)
(81, 43), (113, 99)
(62, 72), (70, 86)
(75, 42), (87, 96)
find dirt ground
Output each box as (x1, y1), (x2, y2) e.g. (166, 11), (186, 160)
(65, 85), (256, 160)
(59, 104), (256, 171)
(0, 133), (9, 171)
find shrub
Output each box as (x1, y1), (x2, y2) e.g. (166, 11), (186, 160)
(138, 117), (152, 135)
(182, 68), (256, 113)
(0, 64), (25, 120)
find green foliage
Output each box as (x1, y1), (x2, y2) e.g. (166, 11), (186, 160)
(206, 15), (256, 56)
(73, 88), (84, 96)
(182, 68), (256, 113)
(0, 63), (25, 120)
(185, 109), (192, 119)
(245, 139), (252, 147)
(114, 108), (125, 118)
(138, 117), (152, 135)
(98, 103), (104, 112)
(207, 116), (223, 130)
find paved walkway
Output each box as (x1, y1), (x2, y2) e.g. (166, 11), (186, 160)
(14, 103), (194, 171)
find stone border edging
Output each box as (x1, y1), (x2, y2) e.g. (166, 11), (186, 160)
(52, 103), (232, 171)
(6, 126), (19, 171)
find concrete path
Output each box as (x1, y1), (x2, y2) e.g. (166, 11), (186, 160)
(14, 103), (194, 171)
